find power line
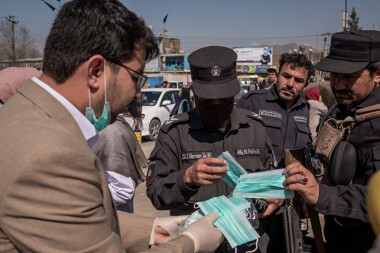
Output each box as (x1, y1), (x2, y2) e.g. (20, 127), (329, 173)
(171, 34), (325, 41)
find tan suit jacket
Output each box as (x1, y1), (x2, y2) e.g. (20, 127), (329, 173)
(0, 80), (194, 253)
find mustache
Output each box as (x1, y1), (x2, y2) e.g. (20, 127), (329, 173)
(333, 89), (351, 96)
(280, 87), (295, 95)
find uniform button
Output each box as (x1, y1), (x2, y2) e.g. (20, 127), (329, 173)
(323, 205), (328, 210)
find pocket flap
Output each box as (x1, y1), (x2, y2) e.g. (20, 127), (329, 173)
(295, 121), (309, 134)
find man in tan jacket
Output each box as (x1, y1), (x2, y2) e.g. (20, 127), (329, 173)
(0, 0), (222, 252)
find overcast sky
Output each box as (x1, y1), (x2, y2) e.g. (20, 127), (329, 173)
(1, 0), (379, 53)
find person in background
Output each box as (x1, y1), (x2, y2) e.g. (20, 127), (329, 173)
(258, 66), (278, 90)
(0, 0), (223, 252)
(304, 87), (328, 141)
(169, 87), (194, 116)
(160, 81), (168, 88)
(0, 67), (41, 107)
(122, 95), (143, 132)
(92, 109), (148, 213)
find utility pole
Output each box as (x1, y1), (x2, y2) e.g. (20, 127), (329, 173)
(6, 16), (18, 67)
(323, 33), (331, 58)
(343, 0), (348, 30)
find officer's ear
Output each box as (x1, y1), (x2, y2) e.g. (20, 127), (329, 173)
(373, 68), (380, 84)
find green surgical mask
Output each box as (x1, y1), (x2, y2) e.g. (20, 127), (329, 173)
(196, 195), (260, 249)
(217, 151), (247, 189)
(233, 169), (294, 199)
(85, 60), (111, 131)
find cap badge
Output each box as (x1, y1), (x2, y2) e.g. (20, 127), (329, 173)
(211, 66), (221, 76)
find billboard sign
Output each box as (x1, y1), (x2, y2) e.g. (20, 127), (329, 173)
(233, 47), (273, 66)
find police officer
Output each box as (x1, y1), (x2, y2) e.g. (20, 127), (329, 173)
(237, 53), (314, 253)
(146, 46), (279, 215)
(285, 30), (380, 253)
(146, 45), (282, 252)
(237, 53), (314, 168)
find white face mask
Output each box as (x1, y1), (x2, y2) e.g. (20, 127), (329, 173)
(84, 60), (111, 131)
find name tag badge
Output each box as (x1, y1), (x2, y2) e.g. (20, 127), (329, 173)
(259, 110), (282, 119)
(235, 148), (261, 157)
(182, 151), (213, 161)
(294, 116), (307, 123)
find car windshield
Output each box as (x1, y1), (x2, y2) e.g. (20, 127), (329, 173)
(142, 91), (162, 106)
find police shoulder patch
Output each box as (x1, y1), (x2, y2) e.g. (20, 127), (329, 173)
(146, 161), (156, 182)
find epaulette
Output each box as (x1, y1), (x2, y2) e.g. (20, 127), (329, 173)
(160, 113), (190, 133)
(247, 111), (266, 125)
(241, 89), (267, 100)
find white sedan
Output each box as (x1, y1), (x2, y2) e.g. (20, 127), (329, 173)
(141, 88), (179, 141)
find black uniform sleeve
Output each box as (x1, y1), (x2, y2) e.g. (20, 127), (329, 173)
(315, 184), (368, 222)
(146, 127), (198, 210)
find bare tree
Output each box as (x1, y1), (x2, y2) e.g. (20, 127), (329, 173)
(0, 20), (41, 61)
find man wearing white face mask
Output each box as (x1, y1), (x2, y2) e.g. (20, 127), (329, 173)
(0, 0), (223, 252)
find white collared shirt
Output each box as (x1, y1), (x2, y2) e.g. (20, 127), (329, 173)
(32, 77), (98, 144)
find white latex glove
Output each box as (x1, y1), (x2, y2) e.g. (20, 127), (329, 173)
(182, 212), (224, 253)
(150, 215), (188, 245)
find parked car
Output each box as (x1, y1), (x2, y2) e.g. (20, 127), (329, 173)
(141, 88), (179, 141)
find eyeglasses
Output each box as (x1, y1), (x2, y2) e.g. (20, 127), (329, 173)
(110, 61), (148, 88)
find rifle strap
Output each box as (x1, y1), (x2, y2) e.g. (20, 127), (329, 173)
(307, 205), (326, 253)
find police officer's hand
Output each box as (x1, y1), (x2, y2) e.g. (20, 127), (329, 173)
(258, 198), (284, 218)
(183, 158), (228, 187)
(283, 163), (319, 206)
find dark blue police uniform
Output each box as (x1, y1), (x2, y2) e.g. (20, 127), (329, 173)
(237, 85), (312, 168)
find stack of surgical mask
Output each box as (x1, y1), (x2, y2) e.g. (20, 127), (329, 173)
(178, 151), (294, 249)
(178, 195), (260, 249)
(233, 169), (294, 199)
(218, 151), (248, 188)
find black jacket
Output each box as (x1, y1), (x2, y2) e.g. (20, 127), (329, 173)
(237, 85), (312, 168)
(146, 108), (274, 215)
(316, 87), (380, 253)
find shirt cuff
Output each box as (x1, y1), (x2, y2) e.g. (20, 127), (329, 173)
(314, 184), (337, 215)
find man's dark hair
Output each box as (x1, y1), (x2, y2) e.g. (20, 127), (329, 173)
(279, 53), (315, 82)
(366, 61), (380, 78)
(42, 0), (159, 84)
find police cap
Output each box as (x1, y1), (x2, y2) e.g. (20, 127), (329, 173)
(316, 30), (380, 74)
(188, 46), (240, 99)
